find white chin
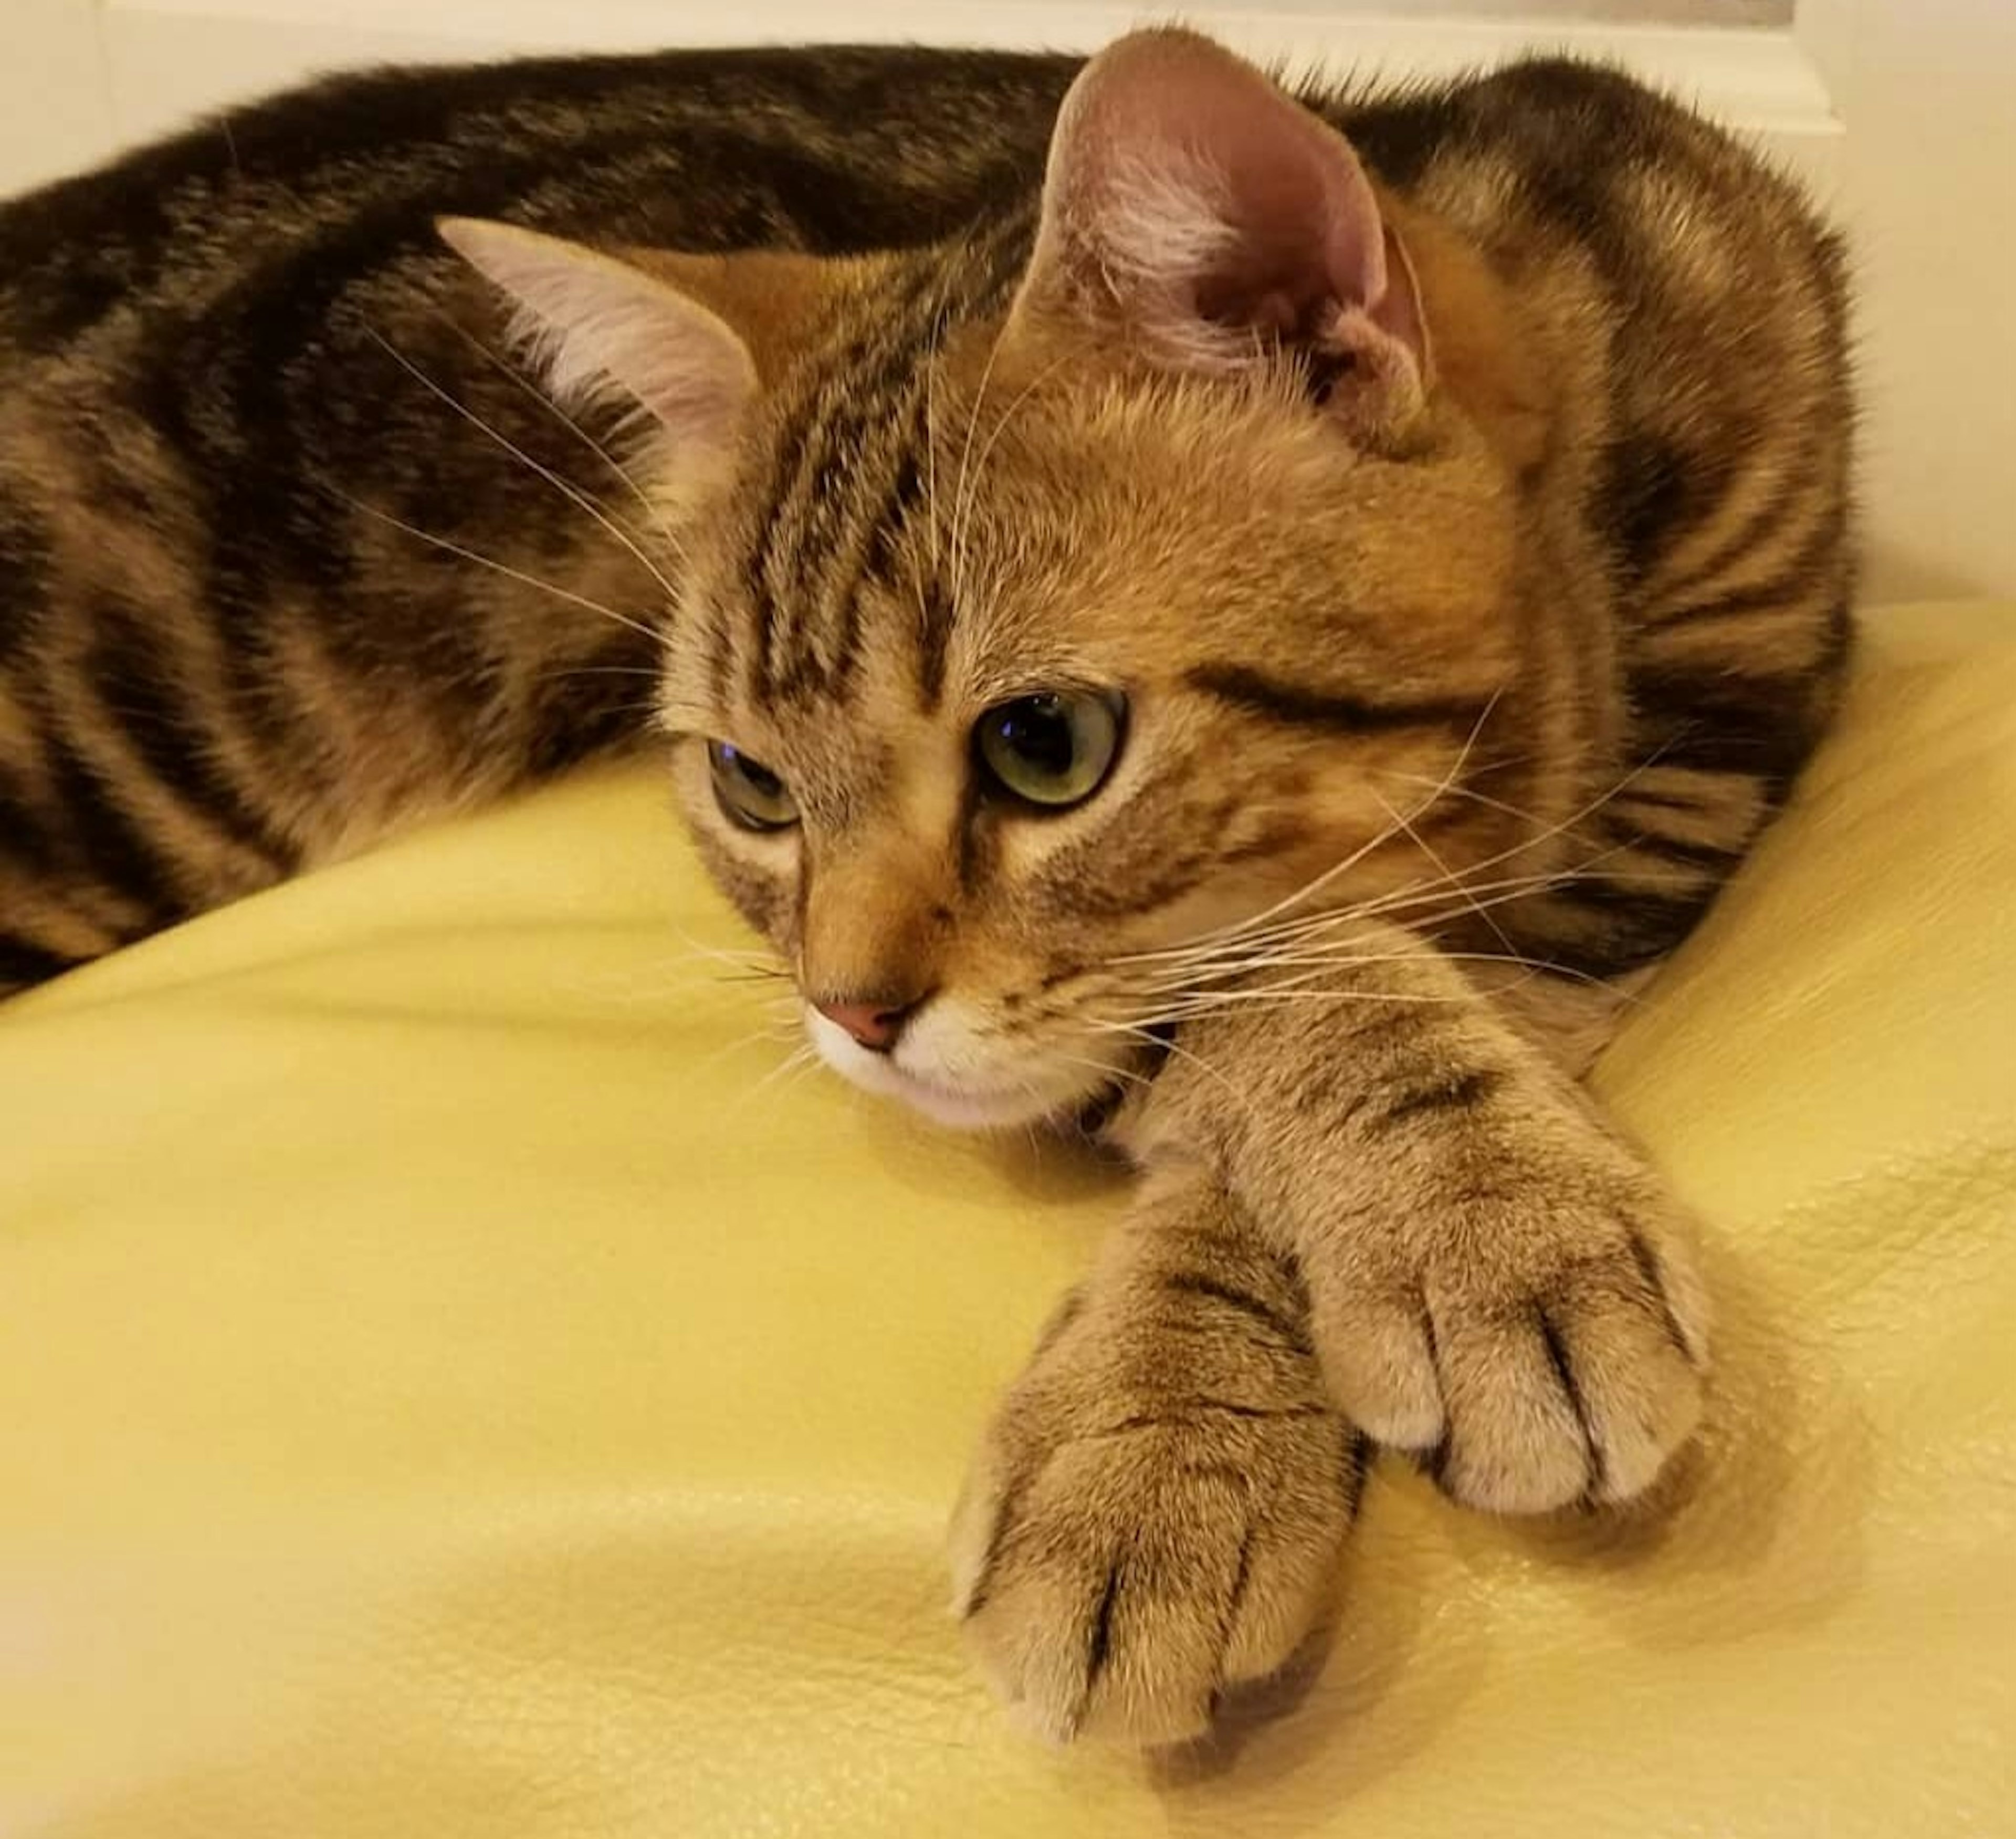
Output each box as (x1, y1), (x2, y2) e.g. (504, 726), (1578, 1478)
(888, 1078), (1060, 1131)
(806, 1015), (1098, 1131)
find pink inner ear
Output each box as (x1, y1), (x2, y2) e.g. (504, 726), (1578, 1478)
(1037, 29), (1428, 392)
(1172, 90), (1389, 332)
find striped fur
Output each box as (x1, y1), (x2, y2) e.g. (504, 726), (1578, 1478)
(0, 43), (1847, 995)
(0, 30), (1852, 1744)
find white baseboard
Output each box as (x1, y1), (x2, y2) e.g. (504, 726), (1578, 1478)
(105, 0), (1840, 181)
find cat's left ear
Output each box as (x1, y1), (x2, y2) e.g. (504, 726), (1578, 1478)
(1014, 29), (1432, 436)
(438, 217), (756, 459)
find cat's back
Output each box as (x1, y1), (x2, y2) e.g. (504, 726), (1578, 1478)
(1343, 58), (1850, 662)
(1330, 58), (1852, 976)
(0, 44), (1077, 358)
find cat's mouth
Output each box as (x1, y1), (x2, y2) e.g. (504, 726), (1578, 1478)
(806, 1006), (1170, 1134)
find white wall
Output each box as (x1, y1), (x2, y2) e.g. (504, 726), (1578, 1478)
(1, 1), (2011, 600)
(1815, 0), (2016, 601)
(1, 1), (115, 199)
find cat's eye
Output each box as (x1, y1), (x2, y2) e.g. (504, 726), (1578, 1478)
(707, 741), (799, 831)
(973, 691), (1126, 809)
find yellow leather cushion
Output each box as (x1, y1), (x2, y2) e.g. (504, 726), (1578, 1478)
(3, 605), (2012, 1836)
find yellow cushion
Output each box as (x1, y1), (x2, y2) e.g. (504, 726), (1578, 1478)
(3, 605), (2012, 1835)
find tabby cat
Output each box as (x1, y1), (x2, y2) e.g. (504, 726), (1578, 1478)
(0, 28), (1850, 1743)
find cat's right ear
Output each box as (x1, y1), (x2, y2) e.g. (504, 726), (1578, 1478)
(1010, 29), (1432, 438)
(437, 217), (757, 454)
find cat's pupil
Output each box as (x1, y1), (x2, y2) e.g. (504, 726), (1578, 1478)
(726, 747), (780, 795)
(974, 690), (1124, 808)
(708, 740), (799, 830)
(996, 698), (1075, 776)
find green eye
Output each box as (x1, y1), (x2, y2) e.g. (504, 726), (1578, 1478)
(974, 691), (1126, 809)
(707, 741), (799, 831)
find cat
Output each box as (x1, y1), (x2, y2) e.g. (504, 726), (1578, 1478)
(0, 28), (1851, 1744)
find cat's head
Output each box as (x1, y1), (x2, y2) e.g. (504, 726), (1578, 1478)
(444, 28), (1548, 1129)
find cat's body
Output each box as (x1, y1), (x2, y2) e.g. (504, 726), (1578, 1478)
(0, 41), (1845, 992)
(0, 32), (1851, 1743)
(0, 47), (1065, 980)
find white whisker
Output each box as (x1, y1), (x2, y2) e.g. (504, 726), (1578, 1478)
(362, 324), (682, 602)
(433, 309), (667, 536)
(1110, 726), (1699, 994)
(945, 319), (1009, 597)
(948, 352), (1074, 593)
(1078, 1018), (1256, 1122)
(329, 486), (663, 643)
(729, 1041), (826, 1113)
(1371, 782), (1525, 970)
(1114, 692), (1507, 971)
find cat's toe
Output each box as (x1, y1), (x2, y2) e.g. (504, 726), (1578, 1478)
(1432, 1220), (1707, 1515)
(1303, 1287), (1448, 1451)
(1303, 1185), (1710, 1516)
(952, 1406), (1363, 1746)
(1531, 1269), (1705, 1506)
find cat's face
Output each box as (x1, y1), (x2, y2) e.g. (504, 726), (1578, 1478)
(653, 320), (1521, 1127)
(445, 29), (1537, 1127)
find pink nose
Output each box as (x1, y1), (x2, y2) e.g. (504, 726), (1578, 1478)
(813, 996), (920, 1054)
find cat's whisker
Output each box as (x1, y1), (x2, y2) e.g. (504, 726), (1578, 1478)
(547, 696), (674, 724)
(1110, 740), (1696, 983)
(1374, 737), (1708, 914)
(574, 964), (796, 1007)
(1146, 986), (1476, 1022)
(432, 307), (670, 538)
(920, 286), (955, 588)
(1137, 947), (1469, 990)
(1114, 862), (1574, 971)
(722, 1040), (826, 1113)
(608, 941), (789, 978)
(655, 696), (717, 733)
(366, 320), (654, 549)
(1045, 1048), (1154, 1094)
(328, 486), (664, 643)
(1139, 936), (1623, 1008)
(946, 315), (1011, 595)
(1363, 761), (1552, 829)
(662, 924), (792, 979)
(1219, 689), (1505, 925)
(1161, 856), (1678, 968)
(583, 934), (794, 1002)
(772, 1053), (833, 1102)
(1370, 783), (1524, 964)
(1113, 860), (1672, 1000)
(360, 324), (683, 601)
(948, 352), (1074, 589)
(1078, 1017), (1256, 1122)
(675, 1020), (810, 1084)
(1111, 695), (1506, 972)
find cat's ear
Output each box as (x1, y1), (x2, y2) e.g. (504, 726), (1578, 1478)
(437, 217), (756, 451)
(1014, 29), (1431, 435)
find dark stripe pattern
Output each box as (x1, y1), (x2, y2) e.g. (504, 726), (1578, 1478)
(1186, 663), (1490, 737)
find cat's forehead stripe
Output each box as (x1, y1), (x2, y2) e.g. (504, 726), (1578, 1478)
(729, 216), (1037, 716)
(750, 318), (927, 698)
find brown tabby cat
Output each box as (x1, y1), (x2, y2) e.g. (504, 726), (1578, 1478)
(0, 29), (1850, 1743)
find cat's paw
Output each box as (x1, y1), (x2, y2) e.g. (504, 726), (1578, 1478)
(950, 1287), (1366, 1747)
(1308, 1151), (1711, 1516)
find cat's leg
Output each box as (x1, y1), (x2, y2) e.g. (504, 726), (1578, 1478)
(957, 924), (1707, 1741)
(1133, 918), (1711, 1516)
(952, 1169), (1368, 1746)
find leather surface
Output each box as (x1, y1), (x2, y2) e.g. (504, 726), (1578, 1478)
(3, 605), (2012, 1835)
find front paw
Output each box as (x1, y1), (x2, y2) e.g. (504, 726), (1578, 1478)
(951, 1262), (1366, 1746)
(1307, 1144), (1712, 1516)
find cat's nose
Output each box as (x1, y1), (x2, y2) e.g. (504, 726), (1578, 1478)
(812, 992), (926, 1055)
